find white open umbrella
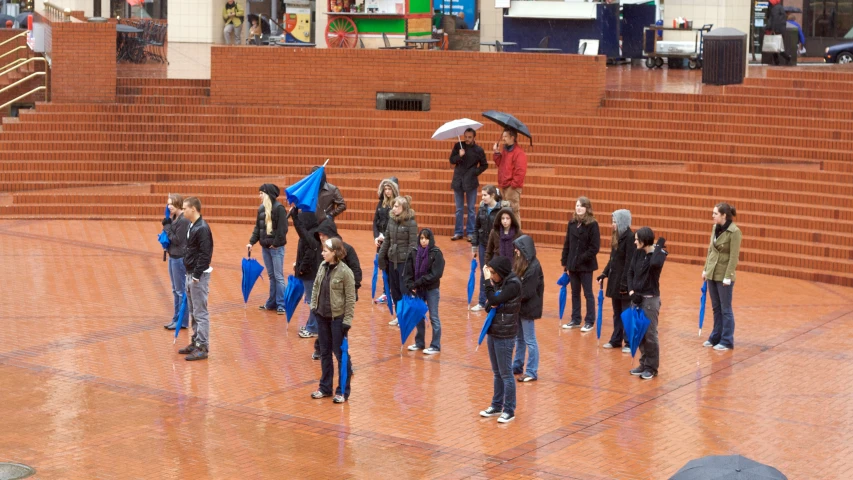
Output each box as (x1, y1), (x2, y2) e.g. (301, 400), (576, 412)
(432, 118), (484, 148)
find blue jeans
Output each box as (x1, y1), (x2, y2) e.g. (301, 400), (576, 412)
(512, 318), (538, 379)
(302, 277), (318, 334)
(316, 314), (353, 398)
(477, 244), (487, 306)
(168, 257), (189, 327)
(454, 188), (478, 237)
(707, 280), (735, 348)
(261, 246), (286, 310)
(487, 336), (516, 416)
(414, 288), (441, 350)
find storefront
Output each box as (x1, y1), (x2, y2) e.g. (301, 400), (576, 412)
(799, 0), (853, 55)
(322, 0), (432, 47)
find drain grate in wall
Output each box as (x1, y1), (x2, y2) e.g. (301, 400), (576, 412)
(376, 92), (430, 111)
(0, 463), (35, 480)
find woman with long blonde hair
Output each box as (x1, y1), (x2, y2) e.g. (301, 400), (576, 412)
(163, 193), (191, 331)
(247, 184), (288, 314)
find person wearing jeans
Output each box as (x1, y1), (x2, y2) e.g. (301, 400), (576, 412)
(449, 128), (488, 241)
(178, 197), (214, 362)
(162, 193), (190, 331)
(402, 228), (445, 354)
(511, 235), (543, 382)
(470, 185), (506, 311)
(222, 0), (244, 45)
(261, 246), (286, 310)
(702, 202), (742, 351)
(561, 196), (600, 331)
(248, 184), (288, 314)
(377, 195), (417, 325)
(627, 227), (667, 380)
(292, 209), (321, 338)
(492, 128), (527, 226)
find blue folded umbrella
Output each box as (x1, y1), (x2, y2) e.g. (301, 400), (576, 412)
(173, 292), (188, 344)
(621, 305), (651, 358)
(340, 337), (350, 394)
(477, 308), (497, 350)
(383, 269), (394, 316)
(397, 295), (428, 346)
(158, 206), (171, 261)
(699, 281), (707, 336)
(285, 161), (327, 212)
(283, 275), (304, 323)
(596, 287), (604, 342)
(241, 256), (265, 303)
(371, 254), (379, 299)
(467, 258), (478, 305)
(557, 272), (570, 320)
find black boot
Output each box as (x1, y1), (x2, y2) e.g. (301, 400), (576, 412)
(178, 343), (197, 355)
(185, 344), (208, 361)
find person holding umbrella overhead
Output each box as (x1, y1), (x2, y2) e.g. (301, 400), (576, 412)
(511, 235), (544, 383)
(702, 203), (742, 351)
(626, 227), (667, 380)
(162, 194), (191, 331)
(247, 184), (288, 315)
(561, 196), (601, 332)
(597, 209), (634, 352)
(449, 128), (488, 242)
(492, 128), (527, 225)
(310, 237), (355, 403)
(178, 197), (214, 361)
(479, 256), (522, 424)
(372, 178), (400, 304)
(378, 196), (418, 326)
(402, 228), (445, 355)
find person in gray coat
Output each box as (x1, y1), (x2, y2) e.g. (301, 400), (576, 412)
(597, 209), (633, 352)
(377, 195), (417, 325)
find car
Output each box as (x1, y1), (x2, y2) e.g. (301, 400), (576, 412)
(825, 27), (853, 63)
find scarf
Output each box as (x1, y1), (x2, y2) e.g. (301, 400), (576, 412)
(715, 220), (732, 240)
(414, 245), (429, 280)
(499, 227), (516, 258)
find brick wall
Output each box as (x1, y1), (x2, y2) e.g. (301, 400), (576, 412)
(35, 12), (116, 103)
(209, 47), (606, 115)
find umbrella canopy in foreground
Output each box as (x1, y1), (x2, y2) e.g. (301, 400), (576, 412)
(670, 454), (787, 480)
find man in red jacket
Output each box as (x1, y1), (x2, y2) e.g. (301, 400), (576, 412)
(492, 128), (527, 225)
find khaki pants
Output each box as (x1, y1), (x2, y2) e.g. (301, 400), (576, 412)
(502, 186), (522, 226)
(224, 23), (242, 45)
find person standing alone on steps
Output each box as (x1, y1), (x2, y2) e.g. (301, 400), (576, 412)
(492, 128), (527, 225)
(449, 128), (488, 242)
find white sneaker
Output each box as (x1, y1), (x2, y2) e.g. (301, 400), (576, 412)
(580, 324), (594, 332)
(423, 347), (440, 355)
(497, 412), (515, 424)
(470, 304), (484, 312)
(407, 344), (421, 351)
(602, 343), (613, 349)
(713, 344), (730, 351)
(388, 318), (398, 326)
(703, 341), (713, 347)
(621, 346), (631, 353)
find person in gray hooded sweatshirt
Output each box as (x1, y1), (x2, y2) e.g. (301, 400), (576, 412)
(597, 210), (633, 352)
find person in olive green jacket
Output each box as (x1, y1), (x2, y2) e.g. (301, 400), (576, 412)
(310, 238), (356, 403)
(702, 203), (742, 351)
(222, 0), (244, 45)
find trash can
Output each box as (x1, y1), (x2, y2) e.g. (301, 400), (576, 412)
(760, 25), (799, 66)
(702, 27), (747, 85)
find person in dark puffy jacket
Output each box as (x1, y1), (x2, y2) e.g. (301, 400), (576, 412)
(377, 195), (417, 326)
(162, 193), (191, 331)
(402, 228), (445, 354)
(247, 184), (288, 315)
(511, 235), (544, 382)
(597, 209), (633, 352)
(469, 185), (508, 312)
(291, 207), (322, 338)
(372, 177), (399, 304)
(479, 256), (522, 424)
(560, 196), (600, 331)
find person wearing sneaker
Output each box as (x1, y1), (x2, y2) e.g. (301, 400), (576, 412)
(373, 178), (400, 305)
(162, 194), (190, 331)
(703, 202), (742, 351)
(597, 210), (633, 350)
(179, 197), (214, 361)
(377, 195), (418, 325)
(247, 184), (288, 316)
(485, 207), (522, 266)
(449, 128), (488, 242)
(481, 256), (522, 423)
(310, 238), (355, 402)
(561, 197), (600, 331)
(470, 185), (508, 312)
(291, 207), (322, 341)
(627, 228), (668, 379)
(511, 235), (544, 383)
(402, 228), (445, 355)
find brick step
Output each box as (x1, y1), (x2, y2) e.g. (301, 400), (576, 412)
(766, 68), (853, 83)
(0, 181), (128, 192)
(0, 168), (386, 184)
(604, 89), (853, 110)
(742, 76), (853, 93)
(116, 86), (210, 97)
(116, 95), (210, 106)
(602, 98), (853, 120)
(597, 107), (853, 130)
(724, 84), (853, 101)
(116, 78), (210, 87)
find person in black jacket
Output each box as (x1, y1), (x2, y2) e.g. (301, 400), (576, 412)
(767, 0), (792, 65)
(627, 227), (667, 380)
(469, 185), (507, 312)
(162, 193), (191, 331)
(291, 208), (322, 340)
(560, 196), (601, 331)
(178, 197), (214, 361)
(402, 228), (445, 354)
(510, 235), (544, 382)
(312, 166), (347, 224)
(247, 184), (288, 315)
(372, 177), (399, 304)
(449, 128), (488, 241)
(479, 256), (522, 424)
(597, 209), (633, 352)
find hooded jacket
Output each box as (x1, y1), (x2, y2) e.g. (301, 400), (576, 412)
(314, 219), (362, 291)
(449, 141), (488, 192)
(601, 210), (633, 300)
(373, 178), (400, 239)
(164, 212), (190, 258)
(223, 0), (244, 26)
(293, 209), (321, 280)
(184, 216), (214, 280)
(377, 204), (417, 270)
(627, 245), (667, 297)
(485, 272), (522, 339)
(314, 169), (346, 224)
(561, 216), (600, 272)
(402, 228), (445, 294)
(471, 199), (509, 248)
(249, 184), (287, 249)
(513, 235), (544, 320)
(485, 207), (522, 265)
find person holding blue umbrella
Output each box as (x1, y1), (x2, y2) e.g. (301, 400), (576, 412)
(291, 208), (322, 346)
(626, 227), (667, 380)
(702, 202), (742, 351)
(372, 178), (399, 304)
(247, 184), (288, 315)
(162, 194), (191, 331)
(597, 209), (634, 353)
(402, 228), (445, 355)
(479, 256), (522, 424)
(511, 235), (544, 383)
(561, 196), (601, 332)
(378, 195), (418, 326)
(310, 237), (355, 403)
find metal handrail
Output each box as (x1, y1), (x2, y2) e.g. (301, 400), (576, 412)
(0, 86), (46, 111)
(0, 57), (45, 79)
(0, 31), (28, 49)
(0, 71), (45, 96)
(0, 57), (28, 74)
(0, 46), (29, 62)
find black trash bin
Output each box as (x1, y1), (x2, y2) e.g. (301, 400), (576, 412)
(702, 27), (747, 85)
(760, 25), (799, 66)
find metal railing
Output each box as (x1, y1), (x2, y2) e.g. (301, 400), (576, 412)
(0, 31), (28, 50)
(42, 1), (72, 22)
(0, 57), (49, 111)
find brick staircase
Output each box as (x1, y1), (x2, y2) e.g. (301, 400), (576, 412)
(1, 69), (852, 285)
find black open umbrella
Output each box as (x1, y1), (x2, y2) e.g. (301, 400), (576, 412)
(482, 110), (533, 146)
(670, 455), (787, 480)
(783, 6), (802, 14)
